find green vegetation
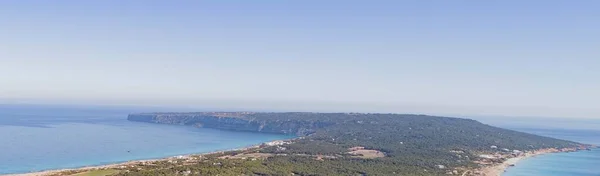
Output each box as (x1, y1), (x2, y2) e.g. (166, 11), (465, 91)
(70, 169), (120, 176)
(117, 112), (582, 176)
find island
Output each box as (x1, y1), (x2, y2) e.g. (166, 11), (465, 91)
(27, 112), (595, 176)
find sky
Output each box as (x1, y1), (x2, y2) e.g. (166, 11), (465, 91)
(1, 0), (599, 118)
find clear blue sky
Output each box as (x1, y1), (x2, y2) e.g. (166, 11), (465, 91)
(1, 0), (599, 118)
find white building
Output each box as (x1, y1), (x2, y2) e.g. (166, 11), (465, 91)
(264, 140), (289, 146)
(478, 154), (497, 159)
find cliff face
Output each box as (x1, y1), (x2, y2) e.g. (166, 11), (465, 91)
(127, 113), (331, 136)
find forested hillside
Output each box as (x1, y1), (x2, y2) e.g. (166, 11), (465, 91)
(120, 112), (584, 175)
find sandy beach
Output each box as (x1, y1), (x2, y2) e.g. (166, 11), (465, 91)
(3, 147), (549, 176)
(475, 147), (584, 176)
(3, 159), (158, 176)
(1, 141), (274, 176)
(4, 155), (200, 176)
(476, 154), (528, 176)
(4, 142), (590, 176)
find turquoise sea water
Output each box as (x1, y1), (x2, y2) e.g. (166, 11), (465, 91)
(503, 128), (600, 176)
(0, 105), (292, 175)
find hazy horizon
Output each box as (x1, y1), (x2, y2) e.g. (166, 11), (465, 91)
(2, 1), (599, 119)
(2, 103), (600, 131)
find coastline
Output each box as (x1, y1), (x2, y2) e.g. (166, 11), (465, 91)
(5, 145), (591, 176)
(475, 146), (592, 176)
(2, 138), (295, 176)
(4, 141), (592, 176)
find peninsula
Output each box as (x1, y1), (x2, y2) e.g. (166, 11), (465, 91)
(15, 112), (596, 176)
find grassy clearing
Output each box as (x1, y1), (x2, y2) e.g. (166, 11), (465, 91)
(348, 149), (386, 159)
(69, 169), (120, 176)
(218, 152), (274, 159)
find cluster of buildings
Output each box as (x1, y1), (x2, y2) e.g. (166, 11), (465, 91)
(263, 140), (291, 146)
(490, 145), (523, 156)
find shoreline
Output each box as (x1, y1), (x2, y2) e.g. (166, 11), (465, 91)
(2, 138), (296, 176)
(5, 145), (592, 176)
(475, 146), (593, 176)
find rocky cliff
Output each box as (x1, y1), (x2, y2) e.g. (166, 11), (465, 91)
(127, 112), (333, 136)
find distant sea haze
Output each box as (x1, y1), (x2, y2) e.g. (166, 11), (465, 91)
(0, 105), (291, 174)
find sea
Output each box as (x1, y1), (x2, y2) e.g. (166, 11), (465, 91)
(472, 116), (600, 176)
(501, 128), (600, 176)
(0, 104), (292, 175)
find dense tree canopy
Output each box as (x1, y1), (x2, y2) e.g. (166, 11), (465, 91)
(116, 112), (581, 176)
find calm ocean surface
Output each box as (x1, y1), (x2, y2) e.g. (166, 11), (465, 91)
(0, 105), (292, 174)
(502, 128), (600, 176)
(472, 116), (600, 176)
